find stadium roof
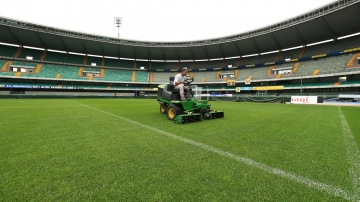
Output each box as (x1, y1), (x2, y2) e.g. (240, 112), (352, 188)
(1, 0), (360, 61)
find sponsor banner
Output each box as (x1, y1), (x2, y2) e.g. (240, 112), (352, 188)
(240, 87), (252, 91)
(286, 59), (298, 62)
(235, 87), (241, 92)
(291, 96), (318, 104)
(311, 54), (326, 59)
(253, 86), (284, 90)
(205, 94), (233, 97)
(3, 85), (39, 89)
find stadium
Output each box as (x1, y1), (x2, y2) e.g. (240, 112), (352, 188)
(1, 0), (360, 201)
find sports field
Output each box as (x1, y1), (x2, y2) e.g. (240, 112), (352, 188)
(1, 98), (359, 201)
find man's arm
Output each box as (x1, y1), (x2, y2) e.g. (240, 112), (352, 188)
(174, 75), (183, 86)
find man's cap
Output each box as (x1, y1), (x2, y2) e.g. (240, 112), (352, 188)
(182, 67), (188, 71)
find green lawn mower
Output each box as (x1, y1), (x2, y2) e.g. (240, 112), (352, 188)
(157, 77), (224, 124)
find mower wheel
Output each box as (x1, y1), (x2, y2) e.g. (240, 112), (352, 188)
(160, 104), (167, 114)
(166, 104), (183, 121)
(204, 112), (212, 119)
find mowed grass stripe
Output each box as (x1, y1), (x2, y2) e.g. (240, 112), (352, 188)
(1, 99), (358, 201)
(339, 106), (360, 200)
(76, 100), (353, 200)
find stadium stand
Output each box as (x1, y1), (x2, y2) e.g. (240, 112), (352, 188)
(135, 71), (149, 82)
(17, 48), (43, 60)
(104, 57), (121, 68)
(163, 62), (179, 70)
(0, 44), (19, 57)
(136, 61), (149, 69)
(194, 60), (223, 69)
(235, 67), (269, 81)
(44, 51), (66, 63)
(303, 42), (333, 57)
(119, 59), (134, 69)
(278, 48), (303, 61)
(240, 56), (259, 66)
(330, 35), (360, 52)
(339, 79), (360, 85)
(225, 58), (241, 67)
(86, 56), (103, 66)
(151, 61), (165, 70)
(11, 61), (37, 67)
(284, 82), (334, 87)
(64, 54), (84, 64)
(258, 52), (279, 63)
(197, 71), (219, 82)
(180, 61), (193, 70)
(151, 72), (176, 83)
(97, 69), (133, 82)
(318, 54), (353, 73)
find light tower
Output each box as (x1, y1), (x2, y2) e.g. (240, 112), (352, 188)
(114, 17), (122, 38)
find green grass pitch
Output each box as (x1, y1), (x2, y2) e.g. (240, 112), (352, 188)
(0, 98), (359, 201)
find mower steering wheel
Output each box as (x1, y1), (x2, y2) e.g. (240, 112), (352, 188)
(183, 78), (194, 86)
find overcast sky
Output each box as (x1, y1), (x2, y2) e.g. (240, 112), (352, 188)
(0, 0), (335, 42)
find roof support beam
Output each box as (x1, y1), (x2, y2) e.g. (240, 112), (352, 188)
(189, 48), (195, 60)
(175, 48), (180, 60)
(35, 32), (46, 49)
(100, 43), (104, 56)
(161, 48), (166, 61)
(117, 45), (121, 58)
(319, 17), (337, 39)
(271, 33), (282, 50)
(148, 47), (152, 60)
(5, 27), (23, 46)
(59, 36), (68, 52)
(218, 44), (225, 58)
(80, 40), (88, 54)
(204, 46), (210, 60)
(251, 38), (260, 54)
(292, 26), (306, 45)
(234, 42), (242, 56)
(354, 3), (360, 13)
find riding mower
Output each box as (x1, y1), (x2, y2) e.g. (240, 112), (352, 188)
(157, 76), (224, 124)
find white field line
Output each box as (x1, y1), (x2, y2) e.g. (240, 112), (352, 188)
(77, 102), (354, 201)
(339, 106), (360, 201)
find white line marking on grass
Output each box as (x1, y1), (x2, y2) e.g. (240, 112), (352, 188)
(339, 106), (360, 201)
(77, 101), (354, 201)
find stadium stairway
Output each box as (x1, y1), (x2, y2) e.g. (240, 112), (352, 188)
(132, 71), (136, 82)
(2, 61), (12, 71)
(234, 70), (239, 78)
(189, 72), (194, 79)
(78, 67), (84, 76)
(346, 53), (360, 67)
(298, 46), (306, 58)
(267, 66), (274, 76)
(312, 70), (320, 76)
(149, 72), (153, 82)
(14, 47), (23, 58)
(40, 51), (47, 61)
(292, 62), (300, 73)
(35, 64), (42, 73)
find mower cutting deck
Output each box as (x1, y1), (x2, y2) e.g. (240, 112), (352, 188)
(157, 77), (224, 124)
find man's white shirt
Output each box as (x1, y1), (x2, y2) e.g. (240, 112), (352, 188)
(174, 73), (185, 87)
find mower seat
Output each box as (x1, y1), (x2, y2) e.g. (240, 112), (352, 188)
(169, 77), (180, 93)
